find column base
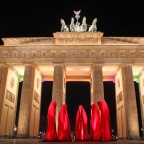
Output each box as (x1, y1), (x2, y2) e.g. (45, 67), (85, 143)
(16, 134), (30, 138)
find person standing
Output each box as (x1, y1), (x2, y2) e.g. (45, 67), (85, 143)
(45, 100), (57, 141)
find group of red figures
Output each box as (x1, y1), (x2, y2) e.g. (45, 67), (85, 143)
(44, 99), (112, 142)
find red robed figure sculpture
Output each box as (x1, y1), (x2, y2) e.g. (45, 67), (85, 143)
(45, 100), (57, 141)
(57, 104), (71, 141)
(97, 99), (112, 141)
(75, 105), (88, 141)
(90, 103), (101, 141)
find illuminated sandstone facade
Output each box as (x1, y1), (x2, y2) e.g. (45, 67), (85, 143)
(0, 32), (144, 139)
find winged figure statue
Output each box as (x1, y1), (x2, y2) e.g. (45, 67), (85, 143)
(73, 10), (81, 15)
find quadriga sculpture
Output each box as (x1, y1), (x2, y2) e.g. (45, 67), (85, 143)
(80, 17), (87, 32)
(60, 19), (69, 32)
(88, 18), (97, 32)
(70, 17), (75, 32)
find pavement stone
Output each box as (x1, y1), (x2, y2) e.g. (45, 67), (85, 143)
(0, 138), (144, 144)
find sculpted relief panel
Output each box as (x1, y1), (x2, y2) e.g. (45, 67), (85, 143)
(55, 38), (98, 45)
(53, 32), (103, 45)
(6, 90), (15, 103)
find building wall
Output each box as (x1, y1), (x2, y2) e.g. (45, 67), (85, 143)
(0, 68), (19, 136)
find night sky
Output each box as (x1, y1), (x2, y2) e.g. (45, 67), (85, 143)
(0, 0), (144, 38)
(1, 0), (143, 135)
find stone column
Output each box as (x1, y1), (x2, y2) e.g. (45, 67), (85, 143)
(52, 64), (65, 132)
(17, 65), (35, 137)
(122, 64), (139, 138)
(91, 64), (104, 104)
(139, 70), (144, 137)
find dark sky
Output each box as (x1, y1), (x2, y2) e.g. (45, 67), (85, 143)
(1, 0), (143, 134)
(0, 0), (144, 39)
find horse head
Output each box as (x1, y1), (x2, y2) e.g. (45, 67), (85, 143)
(60, 19), (69, 32)
(70, 17), (75, 32)
(60, 19), (65, 26)
(92, 18), (97, 25)
(82, 17), (86, 24)
(88, 18), (97, 32)
(80, 17), (87, 32)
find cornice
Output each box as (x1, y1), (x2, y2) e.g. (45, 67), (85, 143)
(0, 45), (144, 50)
(2, 37), (54, 46)
(107, 37), (144, 45)
(2, 36), (144, 46)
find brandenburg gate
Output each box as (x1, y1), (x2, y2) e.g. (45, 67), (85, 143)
(0, 12), (144, 139)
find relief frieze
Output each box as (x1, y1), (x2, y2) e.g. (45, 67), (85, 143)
(60, 52), (67, 58)
(50, 51), (60, 58)
(6, 90), (15, 103)
(53, 32), (103, 45)
(119, 52), (125, 58)
(101, 52), (109, 58)
(89, 51), (102, 58)
(56, 38), (98, 45)
(31, 52), (37, 58)
(117, 91), (123, 104)
(79, 51), (88, 58)
(139, 52), (144, 58)
(1, 50), (144, 60)
(34, 90), (39, 104)
(41, 51), (48, 58)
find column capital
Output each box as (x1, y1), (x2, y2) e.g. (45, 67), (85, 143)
(91, 64), (103, 72)
(0, 64), (19, 76)
(92, 63), (103, 67)
(121, 63), (133, 68)
(53, 63), (64, 67)
(53, 64), (65, 72)
(0, 63), (9, 68)
(23, 63), (35, 67)
(33, 65), (42, 75)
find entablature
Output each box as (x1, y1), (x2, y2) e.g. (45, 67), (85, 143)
(0, 46), (144, 64)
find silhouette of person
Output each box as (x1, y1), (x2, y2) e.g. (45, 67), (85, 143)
(97, 99), (112, 141)
(57, 104), (71, 141)
(90, 103), (101, 141)
(45, 100), (57, 141)
(75, 105), (88, 141)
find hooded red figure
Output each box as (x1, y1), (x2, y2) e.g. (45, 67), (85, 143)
(45, 100), (57, 141)
(97, 99), (112, 141)
(75, 105), (88, 141)
(90, 103), (101, 141)
(57, 104), (71, 141)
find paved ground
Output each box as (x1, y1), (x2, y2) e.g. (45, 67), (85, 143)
(0, 138), (144, 144)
